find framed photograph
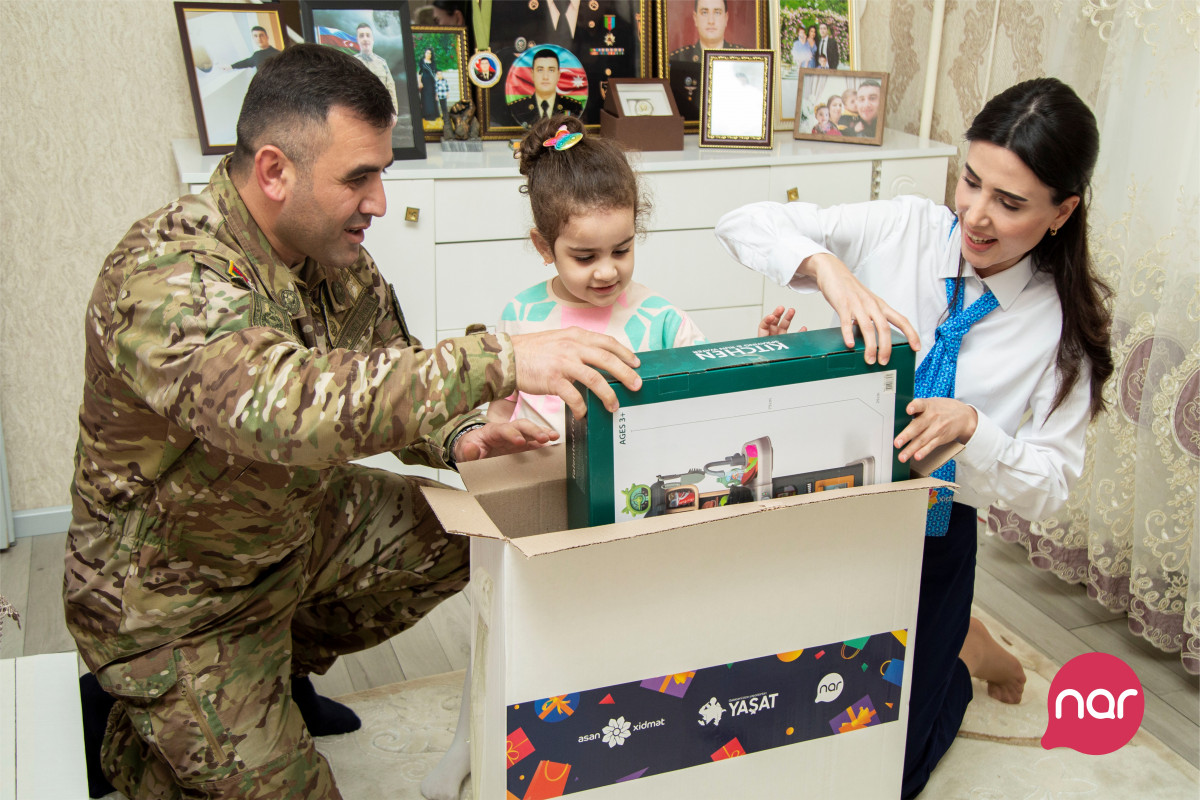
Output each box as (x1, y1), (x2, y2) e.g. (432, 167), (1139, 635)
(793, 68), (886, 146)
(658, 0), (767, 130)
(411, 25), (469, 140)
(609, 78), (677, 116)
(771, 0), (857, 130)
(300, 1), (426, 160)
(700, 49), (773, 149)
(174, 2), (286, 154)
(482, 0), (651, 138)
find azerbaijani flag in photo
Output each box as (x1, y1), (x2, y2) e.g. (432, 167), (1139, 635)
(316, 26), (360, 53)
(505, 64), (588, 106)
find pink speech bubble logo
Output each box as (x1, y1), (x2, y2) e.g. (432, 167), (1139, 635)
(1041, 652), (1143, 755)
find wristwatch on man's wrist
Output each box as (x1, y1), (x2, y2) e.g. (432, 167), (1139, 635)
(445, 422), (487, 471)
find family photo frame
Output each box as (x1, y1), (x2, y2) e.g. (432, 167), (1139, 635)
(658, 0), (767, 130)
(174, 2), (286, 155)
(770, 0), (857, 130)
(481, 0), (651, 139)
(700, 49), (773, 149)
(793, 67), (887, 146)
(411, 25), (469, 141)
(299, 0), (426, 160)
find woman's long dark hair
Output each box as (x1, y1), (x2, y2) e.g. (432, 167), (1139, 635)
(965, 77), (1113, 419)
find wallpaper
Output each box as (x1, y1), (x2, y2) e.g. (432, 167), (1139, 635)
(1, 2), (196, 510)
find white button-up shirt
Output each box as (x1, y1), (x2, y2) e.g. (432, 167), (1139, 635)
(715, 195), (1091, 520)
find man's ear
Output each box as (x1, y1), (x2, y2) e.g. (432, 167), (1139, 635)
(530, 228), (554, 264)
(254, 146), (294, 203)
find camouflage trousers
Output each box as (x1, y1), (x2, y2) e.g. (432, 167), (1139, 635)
(89, 466), (468, 799)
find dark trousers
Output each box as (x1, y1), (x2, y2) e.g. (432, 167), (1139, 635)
(902, 502), (978, 798)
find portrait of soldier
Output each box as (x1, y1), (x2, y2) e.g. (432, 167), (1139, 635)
(508, 48), (584, 128)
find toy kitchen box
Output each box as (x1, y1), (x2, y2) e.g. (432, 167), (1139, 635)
(422, 329), (953, 800)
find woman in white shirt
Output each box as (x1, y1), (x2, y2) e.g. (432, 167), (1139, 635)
(716, 78), (1113, 797)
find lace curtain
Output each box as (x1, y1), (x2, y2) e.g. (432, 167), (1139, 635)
(987, 0), (1200, 675)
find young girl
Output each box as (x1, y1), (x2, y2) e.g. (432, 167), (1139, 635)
(487, 115), (793, 438)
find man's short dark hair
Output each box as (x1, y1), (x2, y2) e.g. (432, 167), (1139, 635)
(693, 0), (726, 9)
(251, 25), (266, 34)
(858, 79), (881, 91)
(356, 22), (372, 32)
(530, 48), (560, 67)
(231, 44), (394, 178)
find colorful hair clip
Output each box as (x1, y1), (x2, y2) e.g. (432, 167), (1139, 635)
(542, 125), (583, 151)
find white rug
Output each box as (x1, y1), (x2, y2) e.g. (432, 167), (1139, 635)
(104, 609), (1198, 799)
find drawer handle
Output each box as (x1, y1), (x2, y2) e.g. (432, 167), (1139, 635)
(786, 188), (799, 202)
(404, 207), (420, 222)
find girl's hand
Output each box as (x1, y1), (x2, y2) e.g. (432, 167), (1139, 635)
(758, 306), (803, 337)
(803, 252), (920, 365)
(894, 398), (977, 464)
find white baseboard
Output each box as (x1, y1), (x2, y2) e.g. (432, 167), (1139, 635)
(12, 506), (71, 538)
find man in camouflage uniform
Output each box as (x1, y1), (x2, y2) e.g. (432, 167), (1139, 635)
(668, 0), (745, 122)
(65, 44), (640, 800)
(354, 22), (399, 114)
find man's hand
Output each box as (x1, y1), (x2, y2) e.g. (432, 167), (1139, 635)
(454, 420), (558, 463)
(509, 328), (642, 419)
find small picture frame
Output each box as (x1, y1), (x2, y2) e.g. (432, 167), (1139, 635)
(174, 2), (287, 155)
(300, 0), (426, 160)
(700, 49), (774, 150)
(793, 68), (886, 146)
(411, 25), (469, 140)
(609, 80), (677, 117)
(770, 0), (858, 130)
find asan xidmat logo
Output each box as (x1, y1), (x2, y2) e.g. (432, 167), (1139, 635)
(1041, 652), (1144, 755)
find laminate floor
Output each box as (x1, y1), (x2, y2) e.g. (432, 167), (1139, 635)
(2, 527), (1196, 768)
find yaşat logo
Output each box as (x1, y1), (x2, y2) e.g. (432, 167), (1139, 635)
(1041, 652), (1144, 755)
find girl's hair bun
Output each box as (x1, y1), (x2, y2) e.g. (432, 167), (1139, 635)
(516, 115), (586, 176)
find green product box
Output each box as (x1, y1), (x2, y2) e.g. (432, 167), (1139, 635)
(566, 328), (916, 529)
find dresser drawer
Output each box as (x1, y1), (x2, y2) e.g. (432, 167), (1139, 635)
(637, 229), (763, 312)
(640, 167), (770, 231)
(435, 239), (548, 331)
(768, 161), (874, 206)
(434, 176), (528, 243)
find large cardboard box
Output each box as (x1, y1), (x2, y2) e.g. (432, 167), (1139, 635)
(423, 440), (948, 799)
(567, 329), (916, 528)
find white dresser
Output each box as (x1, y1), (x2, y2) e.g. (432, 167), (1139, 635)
(174, 132), (956, 484)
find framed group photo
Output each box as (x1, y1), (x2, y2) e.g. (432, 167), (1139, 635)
(700, 49), (773, 149)
(300, 0), (426, 159)
(482, 0), (651, 138)
(771, 0), (857, 130)
(793, 68), (886, 145)
(174, 2), (286, 154)
(658, 0), (767, 129)
(411, 25), (469, 140)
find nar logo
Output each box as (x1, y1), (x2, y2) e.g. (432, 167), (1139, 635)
(1041, 653), (1144, 755)
(727, 691), (780, 718)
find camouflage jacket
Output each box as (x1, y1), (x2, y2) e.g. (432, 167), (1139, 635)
(65, 157), (514, 668)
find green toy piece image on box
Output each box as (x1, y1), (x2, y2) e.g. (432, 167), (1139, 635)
(568, 328), (916, 528)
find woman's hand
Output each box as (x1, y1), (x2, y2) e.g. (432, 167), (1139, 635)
(803, 253), (920, 365)
(894, 398), (977, 464)
(758, 306), (804, 337)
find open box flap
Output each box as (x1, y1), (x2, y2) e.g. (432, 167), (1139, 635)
(422, 486), (507, 541)
(458, 447), (564, 494)
(910, 441), (964, 477)
(509, 475), (950, 558)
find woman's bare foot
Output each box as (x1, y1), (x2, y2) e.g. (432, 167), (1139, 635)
(959, 616), (1026, 704)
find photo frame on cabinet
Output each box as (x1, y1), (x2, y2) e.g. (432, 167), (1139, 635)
(793, 68), (886, 145)
(411, 26), (469, 140)
(700, 49), (773, 149)
(300, 0), (426, 160)
(658, 0), (767, 131)
(771, 0), (857, 130)
(174, 2), (286, 154)
(482, 0), (651, 139)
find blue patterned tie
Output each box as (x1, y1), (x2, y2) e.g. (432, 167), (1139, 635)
(913, 276), (998, 536)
